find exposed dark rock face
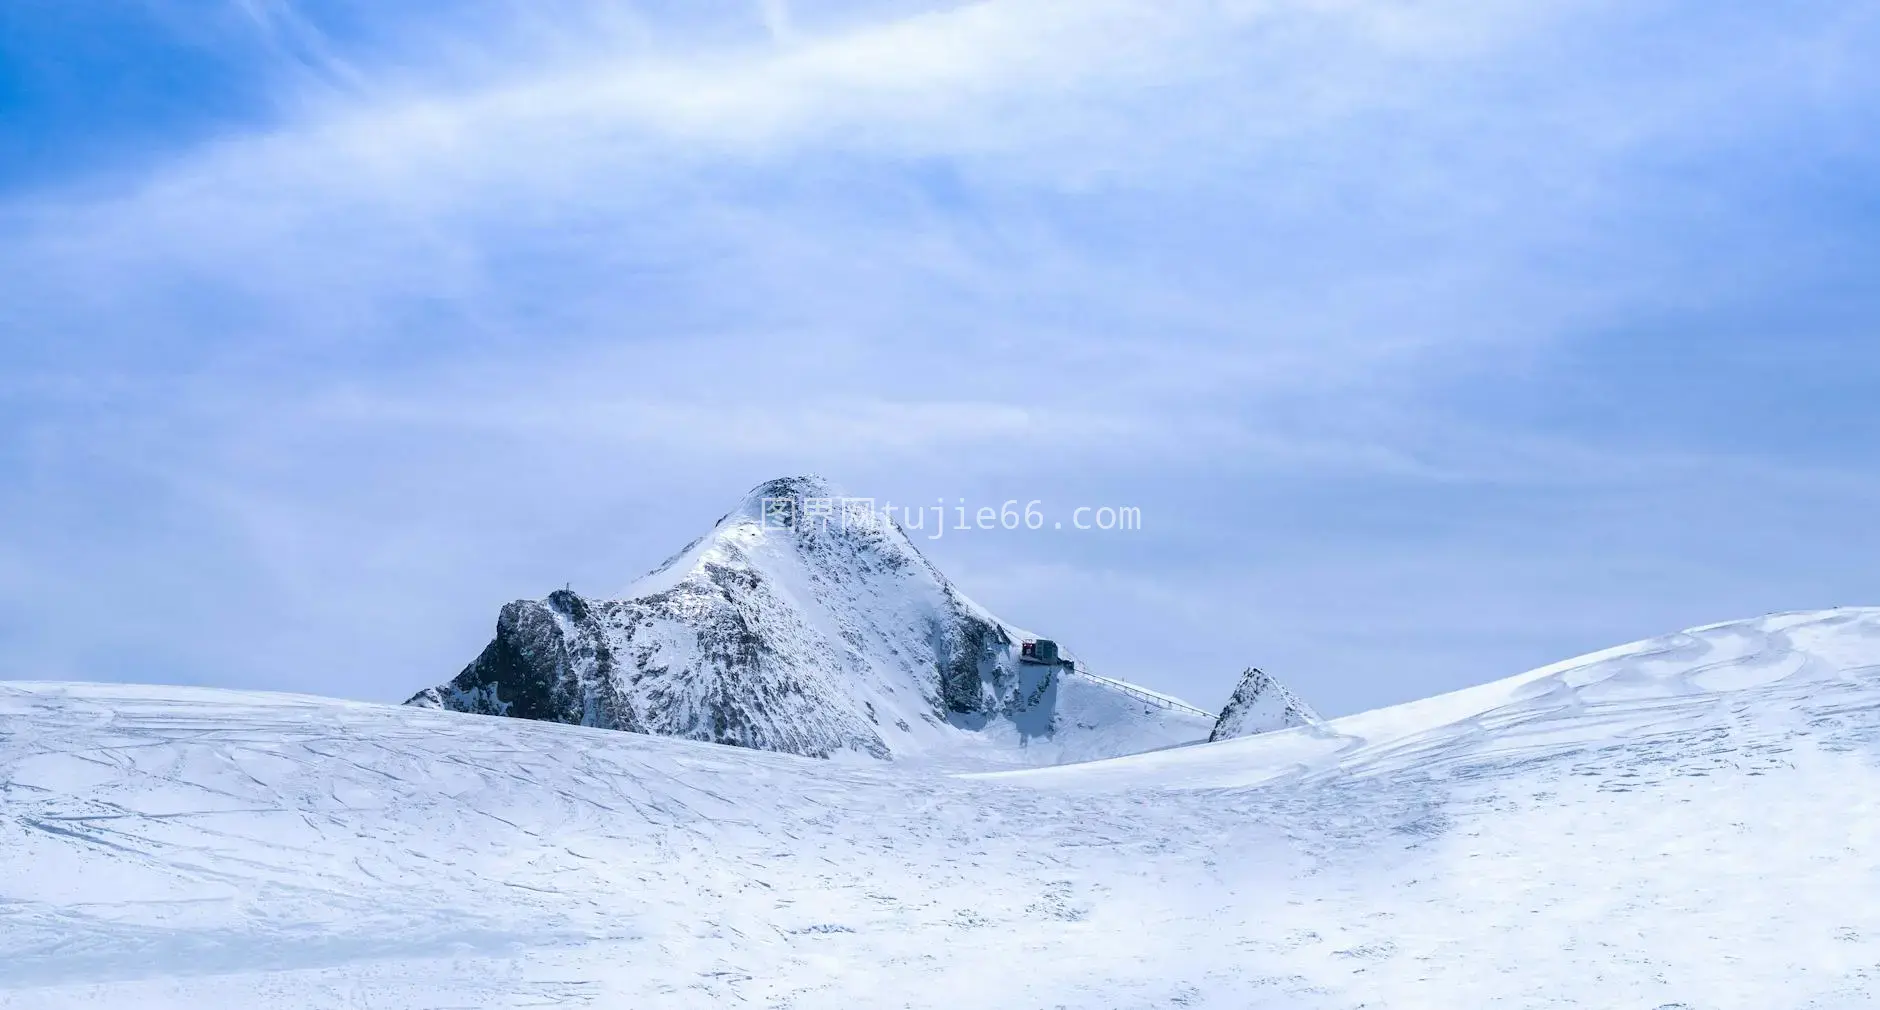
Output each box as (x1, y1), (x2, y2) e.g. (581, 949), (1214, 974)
(1209, 667), (1320, 742)
(406, 591), (640, 732)
(935, 593), (1015, 716)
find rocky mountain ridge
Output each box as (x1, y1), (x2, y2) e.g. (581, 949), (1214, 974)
(408, 476), (1250, 765)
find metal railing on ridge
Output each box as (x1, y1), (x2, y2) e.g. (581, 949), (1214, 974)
(1063, 660), (1215, 720)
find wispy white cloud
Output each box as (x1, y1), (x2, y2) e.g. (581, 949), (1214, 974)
(1, 0), (1876, 710)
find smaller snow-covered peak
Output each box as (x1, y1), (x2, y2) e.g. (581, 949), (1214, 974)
(1210, 667), (1320, 742)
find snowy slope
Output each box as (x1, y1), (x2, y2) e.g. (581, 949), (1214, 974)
(1007, 607), (1880, 793)
(408, 475), (1215, 766)
(5, 608), (1880, 1009)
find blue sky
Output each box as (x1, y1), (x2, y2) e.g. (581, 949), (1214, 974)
(2, 0), (1878, 717)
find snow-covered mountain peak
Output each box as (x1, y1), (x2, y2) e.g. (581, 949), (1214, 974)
(625, 475), (941, 599)
(732, 472), (843, 515)
(712, 473), (870, 539)
(410, 476), (1215, 766)
(1209, 667), (1321, 741)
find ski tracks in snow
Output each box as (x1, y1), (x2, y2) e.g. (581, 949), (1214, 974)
(5, 610), (1880, 1007)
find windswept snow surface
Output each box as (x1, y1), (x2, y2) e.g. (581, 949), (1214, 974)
(6, 608), (1880, 1008)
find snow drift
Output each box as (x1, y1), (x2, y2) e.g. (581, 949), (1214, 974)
(6, 608), (1880, 1009)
